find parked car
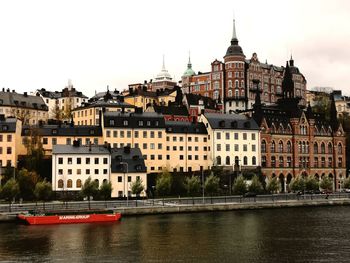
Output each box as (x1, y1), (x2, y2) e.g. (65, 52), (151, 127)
(244, 192), (257, 198)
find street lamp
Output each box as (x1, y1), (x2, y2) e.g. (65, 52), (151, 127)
(120, 162), (129, 206)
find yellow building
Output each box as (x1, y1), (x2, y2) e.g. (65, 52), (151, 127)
(0, 89), (48, 125)
(0, 116), (22, 169)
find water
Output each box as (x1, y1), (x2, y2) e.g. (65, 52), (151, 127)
(1, 207), (350, 262)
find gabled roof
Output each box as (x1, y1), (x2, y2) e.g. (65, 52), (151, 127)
(204, 113), (259, 130)
(111, 147), (147, 173)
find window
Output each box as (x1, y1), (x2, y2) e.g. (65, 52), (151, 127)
(118, 176), (122, 182)
(120, 131), (125, 138)
(278, 141), (283, 153)
(127, 131), (131, 138)
(68, 158), (72, 164)
(143, 143), (147, 149)
(338, 143), (343, 154)
(226, 156), (230, 165)
(271, 156), (276, 167)
(95, 169), (99, 174)
(251, 134), (256, 140)
(243, 133), (247, 140)
(180, 155), (184, 160)
(321, 143), (325, 154)
(58, 169), (63, 175)
(150, 131), (155, 138)
(226, 144), (230, 151)
(58, 179), (63, 188)
(77, 169), (81, 175)
(216, 156), (221, 165)
(314, 157), (318, 167)
(217, 144), (221, 151)
(86, 169), (90, 174)
(279, 157), (284, 167)
(134, 131), (139, 138)
(234, 144), (239, 151)
(234, 133), (238, 140)
(328, 143), (333, 154)
(151, 155), (155, 160)
(173, 136), (177, 142)
(188, 155), (192, 160)
(158, 131), (162, 138)
(216, 132), (221, 140)
(262, 156), (266, 167)
(166, 155), (170, 160)
(271, 141), (275, 153)
(106, 130), (111, 137)
(95, 158), (99, 164)
(43, 138), (48, 144)
(123, 120), (128, 126)
(68, 169), (72, 175)
(52, 138), (57, 145)
(287, 157), (292, 167)
(58, 158), (63, 164)
(77, 158), (81, 164)
(76, 179), (82, 188)
(150, 143), (155, 149)
(243, 156), (248, 165)
(338, 157), (343, 167)
(328, 157), (332, 168)
(86, 158), (90, 164)
(143, 131), (147, 138)
(67, 179), (72, 188)
(66, 138), (71, 145)
(252, 156), (256, 165)
(158, 155), (162, 160)
(243, 145), (247, 151)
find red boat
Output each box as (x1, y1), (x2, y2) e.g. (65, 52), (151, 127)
(17, 212), (122, 225)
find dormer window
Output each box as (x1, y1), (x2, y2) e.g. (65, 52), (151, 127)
(89, 129), (95, 135)
(52, 129), (58, 135)
(219, 120), (225, 128)
(109, 120), (115, 126)
(155, 121), (159, 126)
(138, 120), (143, 126)
(147, 121), (151, 126)
(123, 120), (128, 126)
(2, 125), (8, 131)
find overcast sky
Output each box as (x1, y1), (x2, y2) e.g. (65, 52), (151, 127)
(0, 0), (349, 97)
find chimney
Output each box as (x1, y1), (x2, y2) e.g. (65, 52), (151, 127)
(24, 92), (28, 97)
(88, 142), (92, 152)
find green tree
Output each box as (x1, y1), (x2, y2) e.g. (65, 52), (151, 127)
(205, 173), (220, 203)
(99, 181), (113, 207)
(320, 176), (333, 191)
(34, 179), (52, 210)
(305, 177), (320, 191)
(131, 178), (144, 198)
(22, 127), (45, 176)
(248, 175), (263, 194)
(343, 177), (350, 189)
(17, 168), (40, 200)
(51, 105), (64, 121)
(266, 177), (280, 194)
(1, 178), (20, 212)
(184, 176), (200, 204)
(290, 177), (305, 192)
(80, 177), (99, 209)
(156, 170), (172, 197)
(232, 175), (247, 195)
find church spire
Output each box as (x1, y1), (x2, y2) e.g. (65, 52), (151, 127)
(162, 54), (166, 70)
(188, 51), (192, 68)
(282, 61), (294, 99)
(231, 18), (238, 45)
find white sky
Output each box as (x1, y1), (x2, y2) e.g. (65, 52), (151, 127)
(0, 0), (349, 97)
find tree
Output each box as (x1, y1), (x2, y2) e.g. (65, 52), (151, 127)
(34, 179), (52, 210)
(204, 173), (220, 203)
(80, 177), (99, 209)
(248, 175), (263, 194)
(130, 178), (144, 198)
(266, 177), (280, 194)
(99, 181), (113, 207)
(51, 105), (64, 121)
(320, 176), (333, 191)
(305, 177), (320, 191)
(22, 127), (45, 175)
(155, 170), (172, 197)
(290, 177), (305, 192)
(343, 177), (350, 189)
(232, 175), (247, 195)
(17, 168), (40, 200)
(1, 178), (20, 212)
(184, 176), (200, 204)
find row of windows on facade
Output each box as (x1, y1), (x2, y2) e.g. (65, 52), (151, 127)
(37, 137), (99, 146)
(58, 157), (109, 165)
(58, 168), (108, 176)
(216, 144), (256, 152)
(0, 134), (12, 142)
(216, 132), (256, 140)
(261, 141), (343, 154)
(216, 156), (256, 166)
(142, 154), (207, 161)
(0, 160), (12, 167)
(57, 178), (108, 189)
(0, 147), (12, 154)
(261, 156), (343, 168)
(108, 119), (160, 127)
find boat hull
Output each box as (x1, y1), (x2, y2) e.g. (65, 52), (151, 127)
(17, 213), (122, 225)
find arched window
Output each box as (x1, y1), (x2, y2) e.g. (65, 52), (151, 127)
(243, 156), (248, 165)
(261, 156), (266, 167)
(228, 80), (232, 88)
(241, 89), (245, 97)
(241, 80), (244, 88)
(235, 89), (239, 97)
(216, 156), (221, 165)
(76, 179), (82, 188)
(58, 179), (63, 188)
(271, 156), (276, 167)
(261, 140), (267, 153)
(67, 179), (72, 188)
(321, 143), (325, 154)
(214, 90), (219, 99)
(338, 143), (343, 154)
(306, 142), (309, 154)
(235, 80), (239, 88)
(235, 156), (239, 165)
(252, 156), (256, 165)
(314, 142), (318, 154)
(95, 179), (99, 187)
(328, 142), (333, 154)
(228, 90), (232, 97)
(278, 141), (283, 153)
(271, 141), (275, 153)
(226, 156), (230, 165)
(286, 141), (292, 153)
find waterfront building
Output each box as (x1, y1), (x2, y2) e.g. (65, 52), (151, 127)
(252, 63), (346, 191)
(0, 89), (48, 125)
(110, 146), (147, 197)
(199, 112), (260, 171)
(0, 116), (22, 169)
(52, 143), (111, 194)
(33, 80), (87, 120)
(182, 19), (307, 113)
(72, 91), (135, 126)
(20, 123), (103, 156)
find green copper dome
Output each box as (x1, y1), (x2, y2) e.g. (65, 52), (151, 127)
(182, 54), (196, 77)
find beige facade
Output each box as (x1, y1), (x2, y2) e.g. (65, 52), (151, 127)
(0, 117), (22, 168)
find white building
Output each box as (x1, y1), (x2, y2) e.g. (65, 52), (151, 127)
(199, 113), (260, 170)
(52, 143), (111, 193)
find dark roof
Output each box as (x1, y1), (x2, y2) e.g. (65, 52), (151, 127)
(103, 112), (165, 129)
(0, 117), (17, 133)
(184, 94), (217, 110)
(36, 87), (88, 99)
(22, 124), (102, 137)
(73, 99), (134, 111)
(204, 113), (259, 130)
(165, 121), (208, 134)
(125, 87), (176, 98)
(111, 147), (147, 173)
(52, 144), (110, 155)
(152, 104), (189, 116)
(0, 91), (48, 110)
(91, 89), (120, 100)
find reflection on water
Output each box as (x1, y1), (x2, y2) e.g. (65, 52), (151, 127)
(1, 207), (350, 262)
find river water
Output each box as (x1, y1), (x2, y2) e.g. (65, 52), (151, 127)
(1, 206), (350, 262)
